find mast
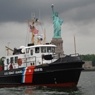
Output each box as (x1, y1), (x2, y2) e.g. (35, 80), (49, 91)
(43, 28), (46, 44)
(6, 42), (12, 55)
(74, 35), (76, 54)
(5, 44), (13, 56)
(28, 17), (37, 44)
(31, 18), (35, 44)
(28, 12), (45, 45)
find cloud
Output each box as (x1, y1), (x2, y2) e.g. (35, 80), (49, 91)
(0, 22), (27, 56)
(0, 0), (95, 57)
(0, 0), (95, 22)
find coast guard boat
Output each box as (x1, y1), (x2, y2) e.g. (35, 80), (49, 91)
(0, 6), (84, 88)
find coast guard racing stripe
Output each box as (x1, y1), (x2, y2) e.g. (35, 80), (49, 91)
(22, 66), (35, 83)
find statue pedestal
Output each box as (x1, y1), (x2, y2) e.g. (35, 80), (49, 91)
(51, 38), (64, 55)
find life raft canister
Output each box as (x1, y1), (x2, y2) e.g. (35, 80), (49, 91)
(17, 58), (22, 66)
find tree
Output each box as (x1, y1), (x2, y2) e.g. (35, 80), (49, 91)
(80, 54), (95, 66)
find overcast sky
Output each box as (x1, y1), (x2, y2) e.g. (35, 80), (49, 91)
(0, 0), (95, 57)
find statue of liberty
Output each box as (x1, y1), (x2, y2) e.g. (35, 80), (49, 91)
(51, 4), (63, 38)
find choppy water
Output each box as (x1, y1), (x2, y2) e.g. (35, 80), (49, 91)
(0, 71), (95, 95)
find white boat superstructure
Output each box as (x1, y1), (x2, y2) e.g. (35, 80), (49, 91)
(4, 44), (57, 70)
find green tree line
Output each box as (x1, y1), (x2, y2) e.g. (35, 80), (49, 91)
(80, 54), (95, 66)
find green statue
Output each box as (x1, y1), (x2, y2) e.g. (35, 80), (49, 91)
(51, 4), (63, 38)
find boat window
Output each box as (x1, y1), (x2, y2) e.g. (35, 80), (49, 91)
(35, 47), (39, 53)
(26, 48), (29, 53)
(15, 56), (18, 63)
(51, 47), (55, 53)
(41, 47), (46, 53)
(30, 49), (33, 55)
(10, 57), (13, 63)
(7, 59), (9, 64)
(47, 47), (51, 53)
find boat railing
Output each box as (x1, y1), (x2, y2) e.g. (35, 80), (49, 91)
(23, 54), (60, 66)
(3, 53), (82, 70)
(70, 53), (80, 57)
(22, 56), (37, 66)
(57, 53), (80, 57)
(52, 54), (60, 59)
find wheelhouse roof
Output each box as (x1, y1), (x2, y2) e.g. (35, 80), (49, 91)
(25, 44), (56, 49)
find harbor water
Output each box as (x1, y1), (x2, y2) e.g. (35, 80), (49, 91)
(0, 71), (95, 95)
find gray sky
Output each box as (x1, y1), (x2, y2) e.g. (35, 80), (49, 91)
(0, 0), (95, 57)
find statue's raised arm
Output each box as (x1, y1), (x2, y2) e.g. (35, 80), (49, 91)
(51, 4), (63, 38)
(51, 4), (54, 14)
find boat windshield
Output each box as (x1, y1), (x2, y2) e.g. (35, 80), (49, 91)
(35, 47), (39, 53)
(51, 47), (55, 53)
(41, 47), (46, 53)
(41, 47), (55, 53)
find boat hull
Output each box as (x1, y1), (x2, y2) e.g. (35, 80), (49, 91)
(0, 61), (84, 88)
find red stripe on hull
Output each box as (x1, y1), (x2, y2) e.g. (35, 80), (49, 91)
(37, 82), (77, 88)
(0, 82), (77, 88)
(25, 66), (35, 83)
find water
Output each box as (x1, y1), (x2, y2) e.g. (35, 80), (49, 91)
(0, 71), (95, 95)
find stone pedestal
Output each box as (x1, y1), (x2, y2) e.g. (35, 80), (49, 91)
(51, 38), (64, 55)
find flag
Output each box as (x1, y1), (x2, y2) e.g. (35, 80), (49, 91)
(29, 25), (34, 32)
(33, 28), (39, 34)
(29, 25), (39, 34)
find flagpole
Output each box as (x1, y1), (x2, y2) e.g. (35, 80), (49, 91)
(32, 32), (34, 44)
(74, 35), (76, 54)
(6, 42), (10, 55)
(43, 28), (46, 44)
(31, 13), (35, 44)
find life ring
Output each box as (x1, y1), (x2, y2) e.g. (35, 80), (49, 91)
(17, 58), (22, 66)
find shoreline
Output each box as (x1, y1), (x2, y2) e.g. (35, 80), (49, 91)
(82, 68), (95, 71)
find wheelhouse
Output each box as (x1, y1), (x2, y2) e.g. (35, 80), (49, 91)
(3, 44), (56, 70)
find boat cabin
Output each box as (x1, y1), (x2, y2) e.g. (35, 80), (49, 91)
(3, 44), (57, 70)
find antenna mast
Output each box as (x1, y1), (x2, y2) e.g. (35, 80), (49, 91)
(74, 35), (76, 54)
